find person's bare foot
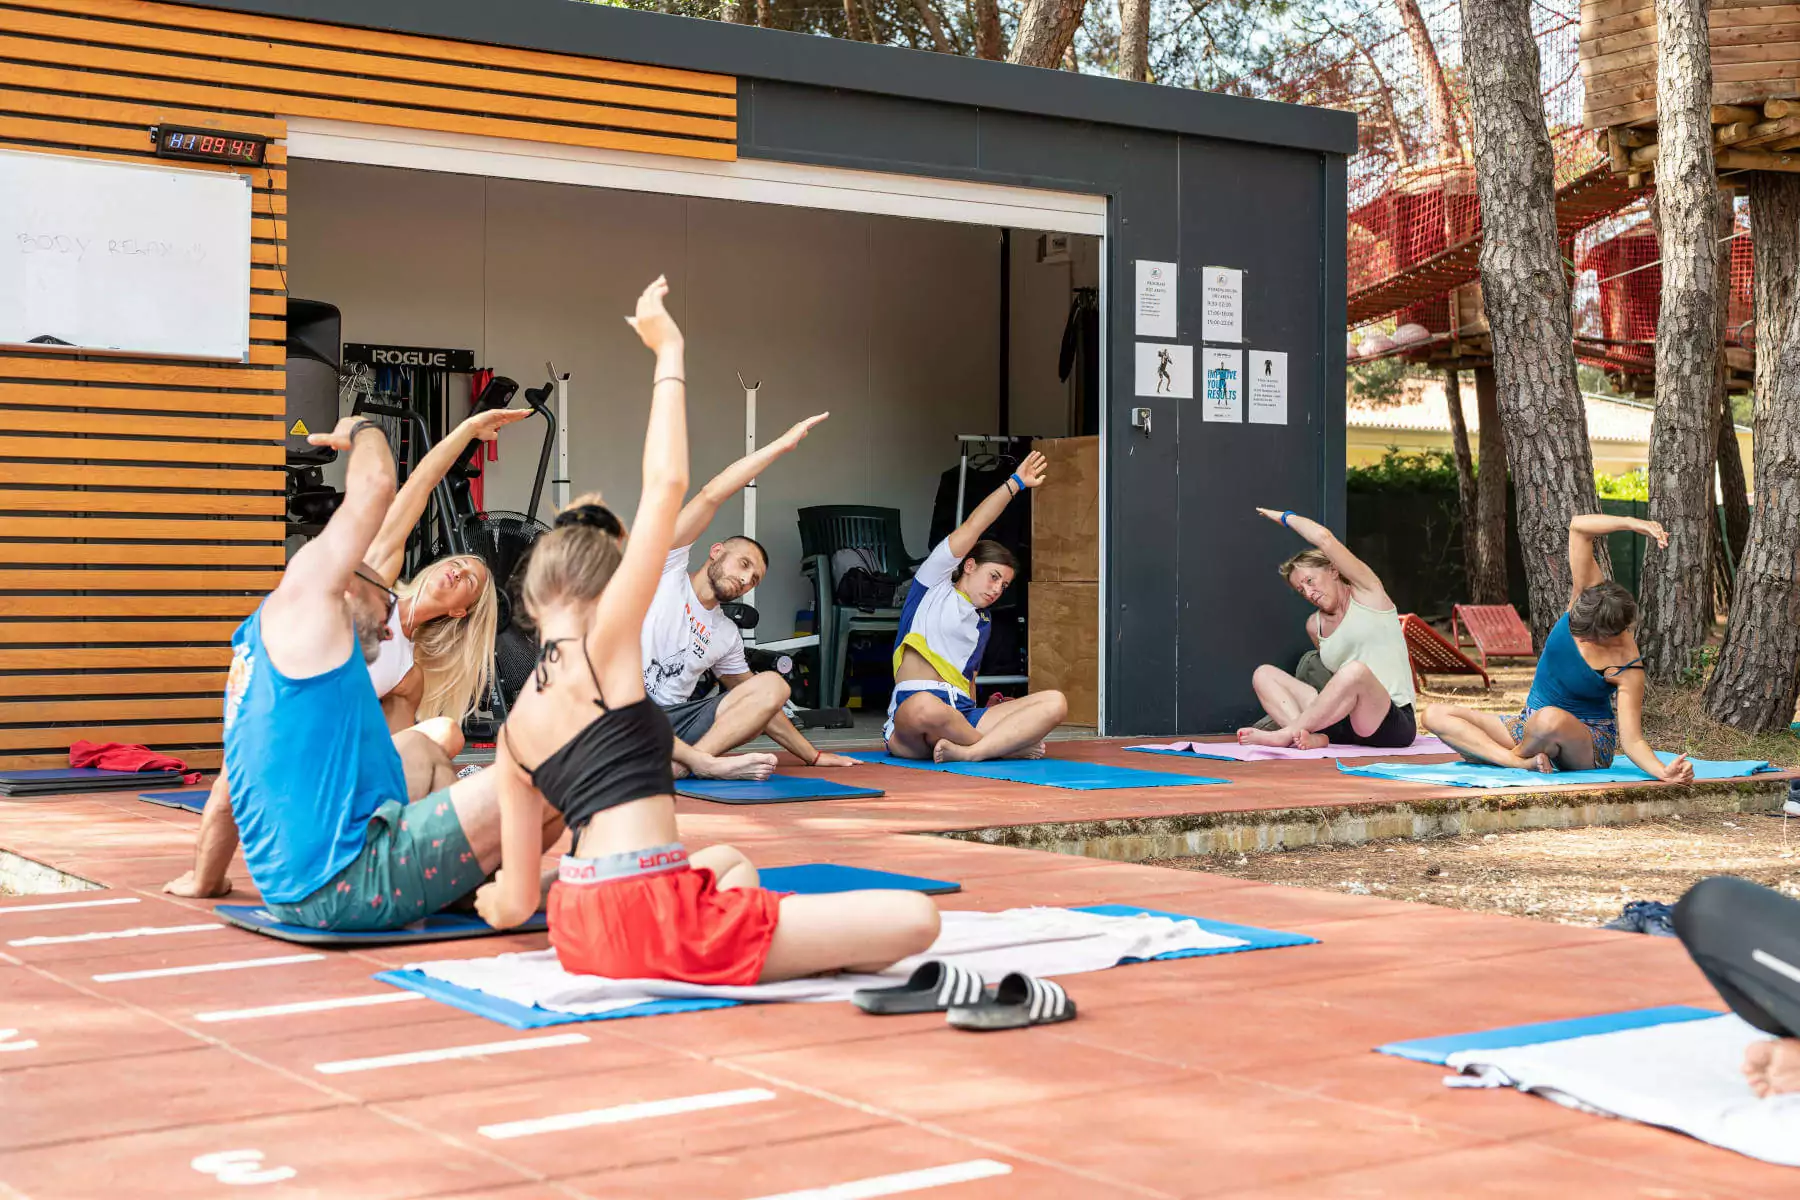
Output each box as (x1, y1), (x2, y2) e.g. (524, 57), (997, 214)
(1744, 1037), (1800, 1097)
(1236, 726), (1291, 748)
(1529, 752), (1556, 773)
(933, 738), (977, 763)
(670, 760), (692, 780)
(694, 752), (779, 781)
(1291, 729), (1329, 751)
(1018, 741), (1047, 760)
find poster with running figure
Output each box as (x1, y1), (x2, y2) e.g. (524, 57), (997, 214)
(1134, 342), (1192, 398)
(1202, 347), (1242, 422)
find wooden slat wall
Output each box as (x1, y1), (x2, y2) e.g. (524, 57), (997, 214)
(0, 1), (738, 769)
(1582, 0), (1800, 129)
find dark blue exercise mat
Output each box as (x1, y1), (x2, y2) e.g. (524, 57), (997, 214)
(759, 863), (959, 895)
(216, 904), (547, 946)
(139, 790), (209, 813)
(0, 767), (185, 796)
(675, 775), (885, 804)
(848, 752), (1227, 790)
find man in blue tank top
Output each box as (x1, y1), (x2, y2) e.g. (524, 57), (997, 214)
(164, 414), (564, 931)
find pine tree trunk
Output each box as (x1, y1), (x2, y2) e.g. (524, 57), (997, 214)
(1443, 367), (1480, 598)
(1396, 0), (1461, 158)
(1472, 364), (1511, 604)
(1008, 0), (1087, 69)
(1459, 0), (1602, 640)
(1703, 174), (1800, 731)
(842, 0), (864, 40)
(1118, 0), (1149, 81)
(1639, 0), (1721, 682)
(911, 0), (955, 51)
(972, 0), (1005, 59)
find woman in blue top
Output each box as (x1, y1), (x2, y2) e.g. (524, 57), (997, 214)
(1423, 513), (1694, 782)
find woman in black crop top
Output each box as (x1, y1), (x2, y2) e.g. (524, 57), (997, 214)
(474, 278), (938, 987)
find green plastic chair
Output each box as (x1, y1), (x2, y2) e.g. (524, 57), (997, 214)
(797, 505), (920, 709)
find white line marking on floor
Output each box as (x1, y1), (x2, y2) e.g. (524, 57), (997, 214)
(1753, 947), (1800, 985)
(314, 1032), (589, 1075)
(478, 1087), (778, 1140)
(191, 1150), (296, 1186)
(0, 897), (140, 915)
(92, 953), (324, 982)
(193, 991), (425, 1023)
(747, 1160), (1015, 1200)
(9, 923), (220, 947)
(0, 1029), (39, 1053)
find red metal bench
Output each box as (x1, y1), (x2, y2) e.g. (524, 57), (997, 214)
(1400, 613), (1489, 691)
(1452, 603), (1537, 672)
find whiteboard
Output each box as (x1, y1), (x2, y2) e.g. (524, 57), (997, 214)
(0, 149), (253, 361)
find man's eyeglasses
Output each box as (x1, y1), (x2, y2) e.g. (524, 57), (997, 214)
(353, 568), (399, 624)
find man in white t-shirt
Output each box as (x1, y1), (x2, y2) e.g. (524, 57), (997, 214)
(643, 413), (861, 779)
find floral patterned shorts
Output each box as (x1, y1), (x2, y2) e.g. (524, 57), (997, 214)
(265, 789), (480, 932)
(1504, 708), (1619, 769)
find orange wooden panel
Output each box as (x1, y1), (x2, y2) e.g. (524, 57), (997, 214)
(0, 672), (228, 698)
(5, 8), (735, 125)
(0, 747), (219, 770)
(0, 569), (282, 590)
(0, 408), (282, 440)
(0, 356), (283, 392)
(0, 697), (221, 723)
(0, 463), (282, 490)
(0, 84), (288, 138)
(2, 516), (283, 541)
(0, 646), (233, 669)
(0, 437), (283, 466)
(0, 596), (261, 617)
(250, 293), (285, 317)
(0, 620), (242, 644)
(0, 491), (285, 516)
(19, 0), (736, 95)
(0, 543), (282, 567)
(0, 383), (286, 418)
(0, 722), (221, 752)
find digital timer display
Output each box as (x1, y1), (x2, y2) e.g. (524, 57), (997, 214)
(151, 125), (269, 166)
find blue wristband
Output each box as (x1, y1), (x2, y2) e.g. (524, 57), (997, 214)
(1281, 510), (1295, 528)
(1009, 472), (1025, 494)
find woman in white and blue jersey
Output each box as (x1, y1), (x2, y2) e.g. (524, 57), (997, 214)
(885, 450), (1068, 761)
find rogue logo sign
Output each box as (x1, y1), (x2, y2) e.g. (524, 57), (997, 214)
(344, 343), (475, 372)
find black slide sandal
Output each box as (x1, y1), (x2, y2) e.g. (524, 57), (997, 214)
(851, 961), (984, 1015)
(946, 972), (1076, 1031)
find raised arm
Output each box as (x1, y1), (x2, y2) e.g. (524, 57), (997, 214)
(1567, 514), (1667, 608)
(588, 278), (691, 695)
(1612, 669), (1694, 784)
(1255, 508), (1384, 597)
(947, 450), (1049, 560)
(365, 407), (532, 585)
(670, 413), (828, 549)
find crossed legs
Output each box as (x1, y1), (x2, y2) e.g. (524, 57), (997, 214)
(1238, 660), (1393, 750)
(670, 673), (786, 781)
(888, 689), (1068, 763)
(1424, 703), (1597, 773)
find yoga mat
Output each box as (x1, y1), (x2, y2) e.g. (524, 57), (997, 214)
(676, 775), (885, 804)
(1336, 752), (1775, 790)
(374, 903), (1318, 1029)
(1377, 1006), (1721, 1065)
(0, 767), (184, 796)
(139, 790), (208, 813)
(848, 753), (1226, 790)
(1129, 736), (1451, 763)
(759, 864), (960, 896)
(217, 904), (546, 946)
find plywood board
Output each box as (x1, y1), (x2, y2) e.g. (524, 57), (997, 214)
(1031, 436), (1099, 583)
(1029, 581), (1098, 727)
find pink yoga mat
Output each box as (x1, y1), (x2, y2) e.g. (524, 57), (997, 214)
(1130, 736), (1452, 762)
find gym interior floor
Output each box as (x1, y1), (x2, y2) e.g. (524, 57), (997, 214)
(0, 742), (1792, 1198)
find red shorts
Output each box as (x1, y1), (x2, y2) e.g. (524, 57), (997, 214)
(548, 866), (783, 986)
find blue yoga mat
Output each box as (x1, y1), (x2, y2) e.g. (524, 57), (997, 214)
(675, 775), (885, 804)
(140, 790), (208, 813)
(1376, 1005), (1723, 1065)
(217, 904), (546, 946)
(848, 752), (1226, 790)
(759, 863), (959, 895)
(1337, 752), (1774, 790)
(374, 903), (1318, 1029)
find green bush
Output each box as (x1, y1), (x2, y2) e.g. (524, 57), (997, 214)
(1595, 469), (1649, 501)
(1347, 447), (1461, 494)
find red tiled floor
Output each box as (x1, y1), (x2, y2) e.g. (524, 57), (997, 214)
(0, 964), (207, 1071)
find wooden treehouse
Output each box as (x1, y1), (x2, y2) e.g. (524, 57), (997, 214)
(1583, 0), (1800, 180)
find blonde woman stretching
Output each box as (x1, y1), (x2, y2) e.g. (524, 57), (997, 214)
(477, 278), (938, 985)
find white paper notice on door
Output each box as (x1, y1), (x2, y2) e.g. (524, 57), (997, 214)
(1202, 266), (1243, 343)
(1247, 350), (1287, 425)
(1202, 347), (1242, 422)
(1135, 260), (1177, 338)
(1135, 342), (1192, 398)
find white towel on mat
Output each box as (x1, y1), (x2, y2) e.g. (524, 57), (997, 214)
(1443, 1014), (1800, 1167)
(407, 907), (1243, 1016)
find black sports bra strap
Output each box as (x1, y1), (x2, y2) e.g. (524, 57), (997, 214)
(1602, 657), (1646, 679)
(535, 636), (610, 711)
